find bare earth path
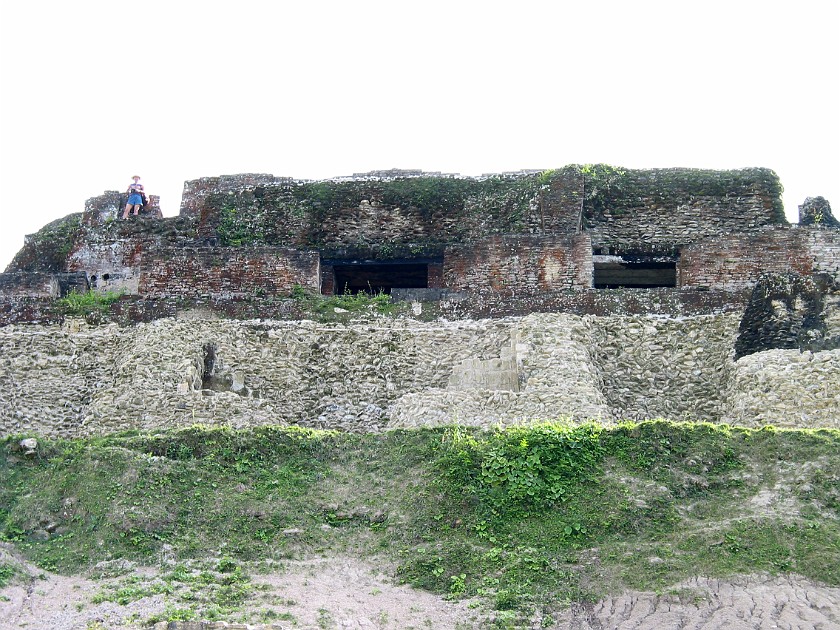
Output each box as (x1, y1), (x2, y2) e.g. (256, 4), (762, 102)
(2, 545), (839, 629)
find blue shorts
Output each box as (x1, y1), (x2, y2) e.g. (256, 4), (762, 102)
(128, 193), (143, 205)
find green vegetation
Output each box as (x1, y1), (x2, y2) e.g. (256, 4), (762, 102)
(216, 204), (266, 246)
(90, 558), (253, 622)
(290, 284), (398, 317)
(1, 421), (838, 625)
(296, 176), (533, 217)
(202, 166), (786, 255)
(58, 289), (123, 317)
(0, 562), (16, 588)
(209, 174), (545, 248)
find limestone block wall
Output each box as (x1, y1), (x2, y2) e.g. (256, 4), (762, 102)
(311, 199), (463, 247)
(588, 314), (741, 422)
(0, 318), (517, 437)
(388, 314), (611, 428)
(2, 312), (837, 439)
(725, 349), (840, 428)
(192, 175), (544, 251)
(5, 214), (83, 274)
(538, 168), (585, 232)
(138, 247), (321, 298)
(444, 235), (592, 293)
(0, 322), (124, 437)
(179, 169), (783, 258)
(67, 236), (146, 294)
(0, 272), (89, 299)
(679, 227), (816, 290)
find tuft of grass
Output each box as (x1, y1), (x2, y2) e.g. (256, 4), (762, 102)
(57, 289), (123, 317)
(0, 562), (16, 588)
(290, 284), (397, 317)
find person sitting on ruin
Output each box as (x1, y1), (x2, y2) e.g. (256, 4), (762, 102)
(122, 175), (145, 219)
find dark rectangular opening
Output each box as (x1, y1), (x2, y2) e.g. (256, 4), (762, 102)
(593, 254), (677, 289)
(331, 263), (429, 295)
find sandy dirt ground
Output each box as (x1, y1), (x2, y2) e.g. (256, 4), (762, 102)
(2, 544), (839, 629)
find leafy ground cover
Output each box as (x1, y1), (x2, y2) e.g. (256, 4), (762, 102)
(1, 421), (838, 626)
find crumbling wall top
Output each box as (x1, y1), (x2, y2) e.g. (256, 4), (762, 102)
(799, 196), (839, 227)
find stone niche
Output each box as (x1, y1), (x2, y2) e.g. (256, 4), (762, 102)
(197, 342), (251, 397)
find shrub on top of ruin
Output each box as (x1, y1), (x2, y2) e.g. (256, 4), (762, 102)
(537, 169), (557, 185)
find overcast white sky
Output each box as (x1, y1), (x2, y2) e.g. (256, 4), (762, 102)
(1, 1), (838, 270)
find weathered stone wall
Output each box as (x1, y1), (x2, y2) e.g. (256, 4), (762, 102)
(0, 273), (60, 298)
(443, 235), (592, 293)
(180, 174), (296, 217)
(138, 247), (321, 298)
(810, 229), (840, 279)
(388, 314), (611, 428)
(585, 168), (785, 253)
(539, 168), (585, 232)
(0, 318), (515, 436)
(0, 320), (124, 437)
(589, 314), (740, 422)
(429, 287), (750, 318)
(5, 168), (803, 307)
(679, 227), (817, 290)
(0, 286), (751, 328)
(725, 349), (840, 428)
(734, 272), (840, 359)
(66, 234), (146, 295)
(3, 312), (836, 439)
(83, 190), (162, 226)
(5, 214), (83, 273)
(65, 216), (200, 295)
(191, 174), (545, 253)
(799, 196), (838, 227)
(179, 169), (784, 257)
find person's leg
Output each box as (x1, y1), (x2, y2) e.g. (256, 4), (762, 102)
(123, 203), (132, 219)
(132, 204), (140, 216)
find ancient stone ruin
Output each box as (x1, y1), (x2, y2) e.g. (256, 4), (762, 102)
(1, 165), (838, 437)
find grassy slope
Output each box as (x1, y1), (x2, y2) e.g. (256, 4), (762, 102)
(1, 421), (839, 623)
